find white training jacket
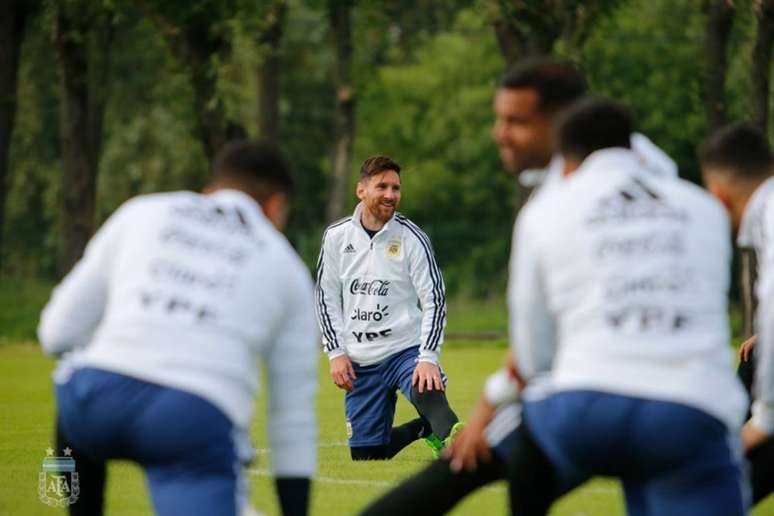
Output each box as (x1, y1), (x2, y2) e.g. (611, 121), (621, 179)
(737, 177), (774, 338)
(38, 189), (319, 477)
(738, 177), (774, 255)
(510, 148), (747, 430)
(521, 133), (678, 192)
(751, 178), (774, 434)
(316, 203), (446, 366)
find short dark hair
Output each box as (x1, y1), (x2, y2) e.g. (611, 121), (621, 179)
(700, 123), (773, 180)
(498, 57), (587, 114)
(359, 155), (401, 181)
(556, 97), (635, 162)
(213, 140), (294, 201)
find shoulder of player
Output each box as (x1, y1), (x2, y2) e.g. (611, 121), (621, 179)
(118, 190), (200, 215)
(100, 191), (195, 227)
(261, 231), (314, 289)
(753, 177), (774, 220)
(321, 216), (354, 243)
(754, 180), (774, 234)
(669, 177), (727, 220)
(519, 180), (573, 234)
(393, 213), (433, 247)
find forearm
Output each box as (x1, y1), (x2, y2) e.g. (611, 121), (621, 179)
(325, 344), (347, 360)
(267, 372), (317, 476)
(484, 368), (521, 407)
(469, 393), (497, 431)
(275, 477), (310, 516)
(753, 280), (774, 434)
(315, 281), (345, 355)
(268, 306), (319, 477)
(408, 236), (446, 362)
(38, 263), (106, 356)
(752, 339), (774, 434)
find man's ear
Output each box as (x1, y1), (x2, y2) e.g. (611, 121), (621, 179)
(355, 179), (366, 201)
(562, 157), (581, 177)
(261, 192), (289, 232)
(704, 175), (733, 213)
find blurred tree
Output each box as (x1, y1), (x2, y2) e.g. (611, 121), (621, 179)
(256, 0), (287, 142)
(54, 0), (115, 274)
(326, 0), (355, 222)
(489, 0), (624, 64)
(486, 0), (624, 214)
(3, 0), (768, 295)
(581, 0), (708, 184)
(355, 8), (513, 295)
(138, 0), (244, 160)
(0, 0), (39, 268)
(321, 0), (476, 225)
(702, 0), (735, 132)
(4, 8), (62, 278)
(751, 0), (773, 131)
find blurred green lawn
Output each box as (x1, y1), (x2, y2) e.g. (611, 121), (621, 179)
(2, 342), (774, 515)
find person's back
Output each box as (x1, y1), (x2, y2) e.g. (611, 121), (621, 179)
(39, 141), (318, 516)
(518, 148), (746, 428)
(510, 98), (747, 516)
(42, 189), (311, 430)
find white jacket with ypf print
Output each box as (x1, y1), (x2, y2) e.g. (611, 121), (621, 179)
(316, 203), (446, 366)
(510, 148), (747, 431)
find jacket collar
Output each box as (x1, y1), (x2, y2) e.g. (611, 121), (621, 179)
(350, 202), (397, 237)
(206, 188), (269, 228)
(573, 148), (643, 180)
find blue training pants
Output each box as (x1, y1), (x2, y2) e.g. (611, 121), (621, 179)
(56, 367), (246, 516)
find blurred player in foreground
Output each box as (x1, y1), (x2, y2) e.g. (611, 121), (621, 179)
(39, 141), (318, 516)
(701, 123), (774, 505)
(505, 98), (747, 515)
(316, 155), (461, 461)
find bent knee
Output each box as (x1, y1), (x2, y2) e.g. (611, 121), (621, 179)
(350, 446), (390, 461)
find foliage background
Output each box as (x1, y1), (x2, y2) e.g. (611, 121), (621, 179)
(3, 0), (773, 297)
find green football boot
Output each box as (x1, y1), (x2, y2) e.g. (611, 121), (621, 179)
(423, 434), (444, 459)
(443, 421), (465, 449)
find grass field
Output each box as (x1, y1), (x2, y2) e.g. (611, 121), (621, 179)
(1, 288), (773, 515)
(2, 340), (774, 516)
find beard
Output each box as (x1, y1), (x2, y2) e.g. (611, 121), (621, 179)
(499, 144), (551, 175)
(368, 200), (396, 222)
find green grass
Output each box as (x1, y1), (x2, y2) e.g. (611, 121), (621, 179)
(445, 297), (508, 335)
(0, 279), (52, 343)
(0, 281), (766, 514)
(3, 342), (774, 515)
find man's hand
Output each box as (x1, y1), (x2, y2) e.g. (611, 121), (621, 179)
(330, 355), (356, 391)
(412, 361), (444, 393)
(739, 335), (757, 362)
(446, 396), (496, 472)
(742, 420), (770, 451)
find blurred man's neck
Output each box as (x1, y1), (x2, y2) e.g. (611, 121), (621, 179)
(360, 209), (385, 232)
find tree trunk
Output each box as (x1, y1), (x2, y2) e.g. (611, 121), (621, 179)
(188, 53), (228, 161)
(703, 0), (735, 132)
(493, 19), (525, 66)
(751, 0), (774, 132)
(0, 1), (32, 268)
(490, 1), (623, 217)
(55, 4), (113, 275)
(326, 0), (355, 223)
(257, 1), (286, 143)
(137, 1), (239, 161)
